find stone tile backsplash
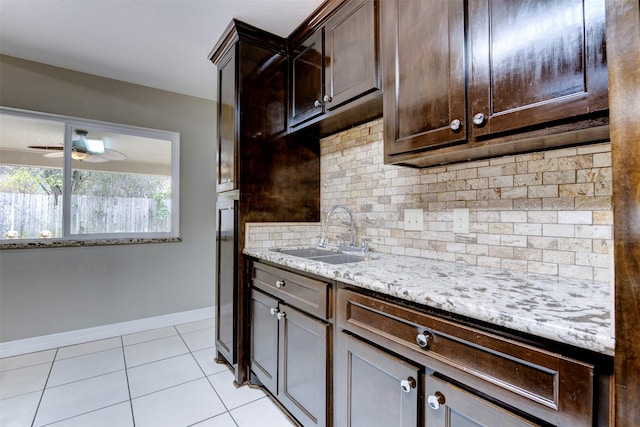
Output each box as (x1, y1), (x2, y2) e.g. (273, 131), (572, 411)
(247, 118), (613, 283)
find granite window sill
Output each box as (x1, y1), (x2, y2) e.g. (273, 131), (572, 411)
(0, 236), (182, 250)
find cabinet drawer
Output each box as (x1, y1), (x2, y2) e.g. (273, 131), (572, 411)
(252, 262), (331, 319)
(338, 289), (595, 426)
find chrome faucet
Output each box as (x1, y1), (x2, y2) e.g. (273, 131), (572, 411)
(318, 205), (356, 249)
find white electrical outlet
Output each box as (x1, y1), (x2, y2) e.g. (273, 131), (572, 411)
(404, 209), (424, 231)
(453, 208), (470, 234)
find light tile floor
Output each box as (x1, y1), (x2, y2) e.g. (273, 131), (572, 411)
(0, 319), (297, 427)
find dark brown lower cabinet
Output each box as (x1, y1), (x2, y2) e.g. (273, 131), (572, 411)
(250, 289), (278, 392)
(336, 287), (611, 426)
(425, 375), (538, 427)
(250, 288), (329, 427)
(336, 333), (420, 427)
(336, 331), (539, 427)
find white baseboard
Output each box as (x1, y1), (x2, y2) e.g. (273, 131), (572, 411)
(0, 306), (216, 359)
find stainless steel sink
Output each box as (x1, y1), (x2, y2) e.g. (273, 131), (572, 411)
(276, 248), (336, 258)
(274, 247), (367, 264)
(311, 253), (366, 264)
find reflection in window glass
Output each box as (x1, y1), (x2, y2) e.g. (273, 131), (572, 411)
(0, 115), (65, 239)
(0, 108), (179, 242)
(69, 127), (172, 235)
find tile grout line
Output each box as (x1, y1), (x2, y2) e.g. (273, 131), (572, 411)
(174, 324), (241, 425)
(30, 347), (57, 427)
(120, 335), (137, 427)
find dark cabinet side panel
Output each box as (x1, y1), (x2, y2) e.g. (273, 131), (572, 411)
(217, 49), (237, 193)
(216, 197), (238, 364)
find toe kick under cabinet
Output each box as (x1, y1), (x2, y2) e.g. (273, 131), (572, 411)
(336, 287), (611, 427)
(249, 262), (332, 427)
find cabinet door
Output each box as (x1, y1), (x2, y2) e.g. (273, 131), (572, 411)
(336, 333), (420, 427)
(250, 289), (279, 394)
(216, 197), (237, 365)
(290, 30), (324, 127)
(383, 0), (466, 158)
(278, 304), (328, 427)
(216, 48), (237, 193)
(324, 0), (379, 110)
(425, 375), (539, 427)
(468, 0), (608, 138)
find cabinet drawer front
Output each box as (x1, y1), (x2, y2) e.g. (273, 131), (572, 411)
(253, 263), (331, 319)
(338, 289), (594, 426)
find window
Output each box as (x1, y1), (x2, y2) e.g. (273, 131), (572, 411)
(0, 107), (179, 245)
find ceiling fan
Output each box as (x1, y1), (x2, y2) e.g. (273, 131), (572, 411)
(28, 129), (127, 163)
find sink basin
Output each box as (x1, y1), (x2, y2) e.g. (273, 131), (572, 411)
(311, 253), (366, 264)
(276, 248), (336, 258)
(274, 247), (367, 264)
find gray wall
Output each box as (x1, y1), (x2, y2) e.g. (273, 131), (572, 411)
(0, 55), (217, 342)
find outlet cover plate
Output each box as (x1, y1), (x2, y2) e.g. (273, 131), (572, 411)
(453, 208), (470, 234)
(404, 209), (424, 231)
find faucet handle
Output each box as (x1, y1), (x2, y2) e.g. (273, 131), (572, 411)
(360, 237), (372, 253)
(336, 234), (345, 247)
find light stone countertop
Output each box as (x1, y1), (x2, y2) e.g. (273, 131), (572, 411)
(244, 247), (615, 356)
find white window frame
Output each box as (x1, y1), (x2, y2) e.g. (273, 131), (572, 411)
(0, 107), (180, 244)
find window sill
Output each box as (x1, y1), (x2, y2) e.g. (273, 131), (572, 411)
(0, 236), (182, 250)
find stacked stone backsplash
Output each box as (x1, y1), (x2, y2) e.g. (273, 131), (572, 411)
(247, 118), (613, 283)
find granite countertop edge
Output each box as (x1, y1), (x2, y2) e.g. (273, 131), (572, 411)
(244, 247), (615, 357)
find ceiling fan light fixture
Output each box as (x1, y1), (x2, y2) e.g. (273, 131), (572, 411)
(85, 138), (105, 154)
(71, 151), (90, 161)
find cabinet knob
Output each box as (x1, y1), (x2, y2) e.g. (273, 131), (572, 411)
(269, 307), (278, 316)
(427, 392), (446, 410)
(323, 95), (333, 103)
(450, 119), (462, 132)
(275, 280), (285, 288)
(472, 113), (486, 126)
(400, 377), (417, 393)
(314, 100), (321, 108)
(276, 311), (286, 320)
(416, 332), (432, 349)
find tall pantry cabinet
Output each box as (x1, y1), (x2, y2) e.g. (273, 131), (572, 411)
(210, 20), (320, 382)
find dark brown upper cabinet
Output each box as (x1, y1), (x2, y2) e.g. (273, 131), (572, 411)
(290, 29), (324, 126)
(383, 0), (466, 159)
(468, 0), (608, 138)
(289, 0), (382, 135)
(216, 48), (237, 193)
(384, 0), (609, 167)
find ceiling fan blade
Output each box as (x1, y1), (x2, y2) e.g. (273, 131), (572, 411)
(28, 145), (63, 151)
(43, 152), (64, 158)
(82, 155), (109, 163)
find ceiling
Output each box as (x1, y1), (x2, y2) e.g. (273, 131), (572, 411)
(0, 0), (325, 101)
